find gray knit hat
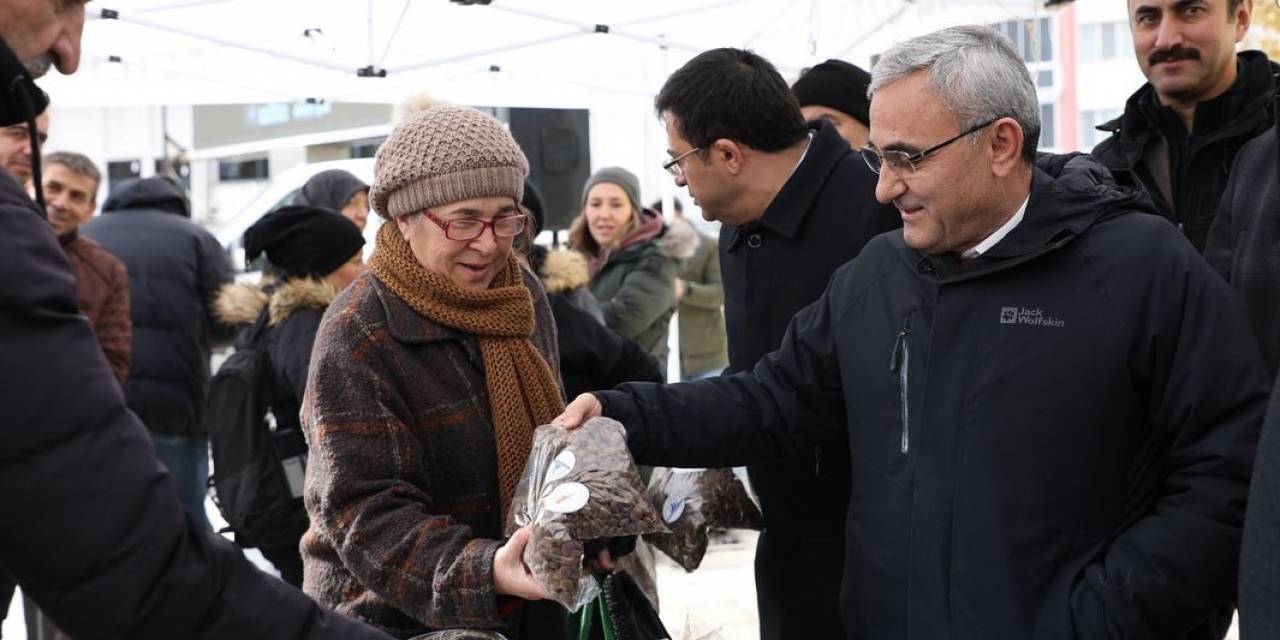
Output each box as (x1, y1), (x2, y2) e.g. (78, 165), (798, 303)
(582, 167), (642, 216)
(370, 105), (529, 219)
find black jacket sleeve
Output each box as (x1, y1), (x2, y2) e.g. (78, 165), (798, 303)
(198, 228), (237, 347)
(0, 177), (391, 640)
(1068, 229), (1269, 638)
(553, 295), (662, 398)
(597, 272), (848, 469)
(273, 310), (323, 404)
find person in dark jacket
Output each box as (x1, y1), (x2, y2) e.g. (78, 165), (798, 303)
(295, 168), (370, 231)
(0, 6), (390, 637)
(214, 206), (365, 587)
(559, 26), (1270, 639)
(524, 181), (663, 398)
(1241, 375), (1280, 639)
(791, 58), (873, 149)
(39, 151), (130, 383)
(1091, 0), (1275, 252)
(82, 176), (234, 530)
(655, 46), (901, 639)
(1205, 123), (1280, 378)
(302, 105), (565, 639)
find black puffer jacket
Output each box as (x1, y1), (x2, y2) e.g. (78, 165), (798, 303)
(599, 154), (1269, 639)
(83, 178), (233, 437)
(1091, 50), (1279, 252)
(0, 168), (391, 640)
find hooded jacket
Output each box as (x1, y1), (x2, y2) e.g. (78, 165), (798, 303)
(597, 154), (1269, 639)
(82, 178), (234, 437)
(1091, 50), (1279, 251)
(673, 216), (728, 379)
(215, 277), (337, 434)
(0, 164), (390, 639)
(587, 209), (699, 365)
(60, 232), (131, 383)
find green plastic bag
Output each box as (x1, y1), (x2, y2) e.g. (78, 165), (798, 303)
(565, 572), (670, 640)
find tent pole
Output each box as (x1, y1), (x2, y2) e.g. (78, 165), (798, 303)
(103, 11), (357, 74)
(383, 30), (587, 74)
(367, 0), (376, 67)
(484, 4), (706, 54)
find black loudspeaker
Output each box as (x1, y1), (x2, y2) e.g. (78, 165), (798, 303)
(508, 107), (590, 232)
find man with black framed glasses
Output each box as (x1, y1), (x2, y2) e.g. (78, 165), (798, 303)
(653, 46), (898, 640)
(558, 25), (1267, 639)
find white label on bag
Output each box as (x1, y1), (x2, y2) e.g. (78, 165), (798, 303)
(546, 450), (576, 483)
(544, 482), (590, 514)
(670, 467), (705, 474)
(663, 496), (687, 523)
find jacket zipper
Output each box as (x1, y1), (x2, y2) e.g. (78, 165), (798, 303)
(889, 326), (911, 454)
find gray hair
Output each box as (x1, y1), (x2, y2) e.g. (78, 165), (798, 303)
(869, 25), (1040, 161)
(43, 151), (103, 196)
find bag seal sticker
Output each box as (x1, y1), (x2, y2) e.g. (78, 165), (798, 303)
(662, 496), (686, 523)
(544, 482), (590, 514)
(546, 449), (576, 483)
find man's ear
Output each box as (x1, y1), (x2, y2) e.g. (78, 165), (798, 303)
(989, 117), (1026, 178)
(712, 138), (746, 176)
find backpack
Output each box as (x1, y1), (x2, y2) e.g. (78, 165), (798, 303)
(205, 310), (309, 549)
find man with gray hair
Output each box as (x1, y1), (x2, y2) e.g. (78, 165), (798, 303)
(555, 25), (1268, 638)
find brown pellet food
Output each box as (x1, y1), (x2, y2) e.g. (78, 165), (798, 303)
(644, 467), (763, 572)
(506, 418), (667, 610)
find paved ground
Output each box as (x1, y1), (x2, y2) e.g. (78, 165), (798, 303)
(3, 525), (1241, 640)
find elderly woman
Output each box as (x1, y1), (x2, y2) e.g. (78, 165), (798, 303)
(569, 167), (696, 368)
(301, 106), (565, 638)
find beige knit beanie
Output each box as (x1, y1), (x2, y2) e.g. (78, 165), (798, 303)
(370, 105), (529, 219)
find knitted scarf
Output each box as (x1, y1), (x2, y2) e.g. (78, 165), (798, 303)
(369, 222), (565, 516)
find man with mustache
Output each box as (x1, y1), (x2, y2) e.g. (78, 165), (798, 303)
(0, 1), (391, 638)
(1092, 0), (1275, 252)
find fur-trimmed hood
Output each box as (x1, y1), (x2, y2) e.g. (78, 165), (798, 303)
(214, 277), (336, 327)
(539, 249), (591, 294)
(656, 215), (701, 262)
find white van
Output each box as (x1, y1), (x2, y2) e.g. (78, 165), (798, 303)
(214, 158), (375, 273)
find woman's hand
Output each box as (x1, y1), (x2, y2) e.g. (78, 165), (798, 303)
(493, 527), (548, 600)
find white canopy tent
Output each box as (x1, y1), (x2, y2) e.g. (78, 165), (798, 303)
(42, 0), (1053, 110)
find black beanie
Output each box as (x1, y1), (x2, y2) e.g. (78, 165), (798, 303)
(791, 59), (872, 127)
(244, 205), (365, 279)
(521, 179), (546, 236)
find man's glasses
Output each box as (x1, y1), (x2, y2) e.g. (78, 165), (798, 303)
(423, 210), (527, 241)
(663, 146), (703, 178)
(860, 118), (1000, 175)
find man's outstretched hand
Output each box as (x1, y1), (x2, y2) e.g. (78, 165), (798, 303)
(553, 393), (603, 429)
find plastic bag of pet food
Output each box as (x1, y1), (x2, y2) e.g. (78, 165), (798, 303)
(506, 417), (667, 611)
(644, 467), (762, 572)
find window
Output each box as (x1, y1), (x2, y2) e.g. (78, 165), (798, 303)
(349, 136), (385, 159)
(107, 159), (141, 191)
(1039, 103), (1056, 149)
(1037, 69), (1054, 88)
(993, 19), (1054, 63)
(1079, 21), (1131, 62)
(218, 156), (269, 181)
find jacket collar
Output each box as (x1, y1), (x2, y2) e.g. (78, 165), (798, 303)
(1098, 51), (1278, 164)
(372, 274), (464, 345)
(911, 153), (1154, 281)
(727, 119), (849, 249)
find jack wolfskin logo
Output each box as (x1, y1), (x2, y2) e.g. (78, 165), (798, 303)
(999, 306), (1065, 328)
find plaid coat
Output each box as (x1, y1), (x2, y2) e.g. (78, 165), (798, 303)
(300, 269), (565, 639)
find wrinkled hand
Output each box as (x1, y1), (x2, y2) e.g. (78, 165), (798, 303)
(493, 526), (548, 600)
(553, 393), (603, 430)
